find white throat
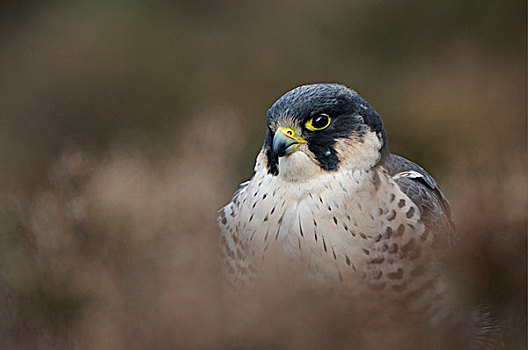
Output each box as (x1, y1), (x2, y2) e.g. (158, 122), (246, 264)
(278, 151), (321, 182)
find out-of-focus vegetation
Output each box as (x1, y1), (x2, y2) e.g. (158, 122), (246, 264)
(0, 1), (525, 349)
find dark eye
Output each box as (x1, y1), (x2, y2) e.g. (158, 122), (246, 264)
(313, 115), (329, 128)
(305, 113), (331, 131)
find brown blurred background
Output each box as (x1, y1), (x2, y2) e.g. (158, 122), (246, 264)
(0, 1), (525, 349)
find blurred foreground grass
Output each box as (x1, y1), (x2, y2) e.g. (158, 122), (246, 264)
(0, 1), (525, 348)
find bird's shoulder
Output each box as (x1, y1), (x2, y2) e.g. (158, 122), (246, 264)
(380, 153), (456, 248)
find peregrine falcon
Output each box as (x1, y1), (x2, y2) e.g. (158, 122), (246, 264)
(218, 83), (457, 324)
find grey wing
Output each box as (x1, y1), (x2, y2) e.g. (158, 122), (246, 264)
(383, 153), (457, 249)
(384, 155), (500, 347)
(218, 181), (254, 285)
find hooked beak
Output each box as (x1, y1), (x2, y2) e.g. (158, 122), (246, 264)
(272, 127), (307, 157)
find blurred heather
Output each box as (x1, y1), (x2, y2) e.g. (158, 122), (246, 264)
(0, 1), (525, 349)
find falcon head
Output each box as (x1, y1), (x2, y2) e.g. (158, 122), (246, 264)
(263, 83), (388, 180)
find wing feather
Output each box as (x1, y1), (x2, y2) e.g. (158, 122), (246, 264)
(382, 154), (457, 248)
(218, 181), (254, 285)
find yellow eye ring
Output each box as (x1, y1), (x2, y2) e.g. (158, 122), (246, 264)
(305, 113), (331, 131)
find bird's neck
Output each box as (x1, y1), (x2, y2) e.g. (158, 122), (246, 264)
(277, 151), (323, 182)
(333, 131), (383, 172)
